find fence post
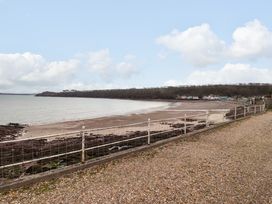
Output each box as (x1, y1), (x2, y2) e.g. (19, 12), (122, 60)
(184, 114), (187, 134)
(244, 106), (246, 117)
(254, 105), (257, 114)
(234, 107), (237, 120)
(81, 126), (85, 163)
(147, 118), (151, 145)
(206, 110), (209, 127)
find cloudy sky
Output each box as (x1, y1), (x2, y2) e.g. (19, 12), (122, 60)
(0, 0), (272, 93)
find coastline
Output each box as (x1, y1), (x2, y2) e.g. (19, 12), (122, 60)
(0, 95), (172, 126)
(22, 100), (237, 138)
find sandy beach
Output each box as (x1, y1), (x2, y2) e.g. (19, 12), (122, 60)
(22, 100), (238, 138)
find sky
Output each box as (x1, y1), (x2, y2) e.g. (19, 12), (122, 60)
(0, 0), (272, 93)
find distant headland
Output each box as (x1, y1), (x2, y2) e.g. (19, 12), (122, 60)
(36, 84), (272, 100)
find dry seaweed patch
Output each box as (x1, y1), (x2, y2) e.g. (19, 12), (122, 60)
(1, 113), (272, 203)
(0, 122), (205, 181)
(0, 124), (26, 141)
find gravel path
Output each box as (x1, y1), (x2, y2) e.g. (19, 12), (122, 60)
(1, 112), (272, 203)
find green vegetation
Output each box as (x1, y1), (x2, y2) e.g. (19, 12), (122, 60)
(2, 166), (24, 179)
(37, 84), (272, 100)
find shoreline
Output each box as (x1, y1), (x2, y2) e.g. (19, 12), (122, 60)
(0, 96), (172, 126)
(22, 100), (237, 139)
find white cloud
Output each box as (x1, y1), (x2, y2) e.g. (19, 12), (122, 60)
(86, 49), (112, 76)
(157, 19), (272, 66)
(164, 79), (180, 86)
(186, 63), (272, 85)
(20, 59), (79, 84)
(156, 24), (226, 66)
(0, 50), (138, 93)
(0, 52), (79, 89)
(85, 49), (138, 79)
(230, 19), (272, 59)
(63, 82), (119, 91)
(116, 62), (137, 77)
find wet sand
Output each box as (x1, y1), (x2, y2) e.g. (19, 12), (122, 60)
(22, 100), (237, 138)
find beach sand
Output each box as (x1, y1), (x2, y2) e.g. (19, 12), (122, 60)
(21, 100), (238, 138)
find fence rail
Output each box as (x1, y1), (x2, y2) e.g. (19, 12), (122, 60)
(0, 104), (266, 185)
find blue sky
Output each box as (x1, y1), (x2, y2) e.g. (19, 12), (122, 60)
(0, 0), (272, 93)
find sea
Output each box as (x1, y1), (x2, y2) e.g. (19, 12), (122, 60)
(0, 95), (170, 125)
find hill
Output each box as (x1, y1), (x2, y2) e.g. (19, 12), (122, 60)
(36, 84), (272, 100)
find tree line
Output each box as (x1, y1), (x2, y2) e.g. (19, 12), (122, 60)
(36, 84), (272, 100)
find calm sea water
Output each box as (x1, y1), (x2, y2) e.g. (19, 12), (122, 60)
(0, 95), (170, 125)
